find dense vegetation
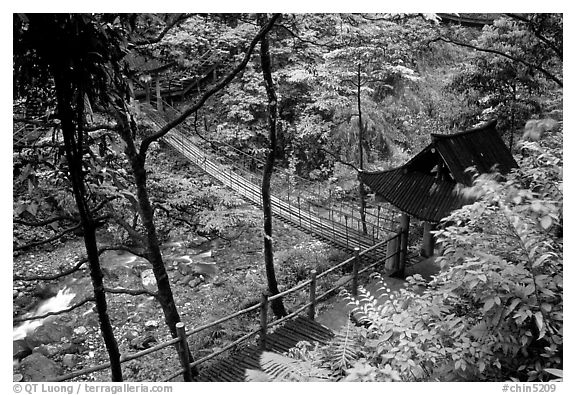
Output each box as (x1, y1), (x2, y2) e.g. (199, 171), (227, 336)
(13, 13), (562, 382)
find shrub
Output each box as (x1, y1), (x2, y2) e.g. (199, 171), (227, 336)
(297, 133), (562, 382)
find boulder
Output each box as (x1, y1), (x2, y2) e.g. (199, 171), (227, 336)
(144, 320), (159, 330)
(129, 334), (157, 350)
(73, 326), (88, 336)
(33, 344), (59, 358)
(26, 321), (73, 348)
(19, 353), (62, 381)
(140, 269), (157, 293)
(62, 354), (76, 368)
(13, 339), (32, 361)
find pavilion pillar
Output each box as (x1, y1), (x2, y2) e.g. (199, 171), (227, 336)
(422, 221), (436, 258)
(394, 213), (410, 278)
(145, 82), (151, 104)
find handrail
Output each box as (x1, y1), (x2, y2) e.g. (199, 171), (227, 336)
(52, 230), (401, 382)
(152, 101), (400, 234)
(51, 106), (405, 382)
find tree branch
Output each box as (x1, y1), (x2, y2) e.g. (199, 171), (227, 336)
(109, 213), (146, 246)
(505, 13), (562, 60)
(319, 147), (359, 172)
(13, 245), (147, 281)
(14, 215), (76, 227)
(13, 223), (82, 251)
(104, 286), (157, 298)
(275, 23), (336, 48)
(131, 14), (192, 46)
(431, 36), (563, 87)
(138, 13), (281, 156)
(13, 297), (95, 323)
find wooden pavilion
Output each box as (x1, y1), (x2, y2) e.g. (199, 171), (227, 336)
(359, 120), (518, 275)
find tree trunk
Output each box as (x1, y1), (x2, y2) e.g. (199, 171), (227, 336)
(116, 113), (198, 379)
(259, 13), (287, 318)
(356, 64), (368, 235)
(54, 73), (123, 381)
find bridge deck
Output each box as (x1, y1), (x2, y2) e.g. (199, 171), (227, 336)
(194, 316), (334, 382)
(142, 106), (392, 262)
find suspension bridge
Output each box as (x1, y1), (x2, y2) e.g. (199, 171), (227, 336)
(142, 104), (402, 264)
(16, 103), (411, 382)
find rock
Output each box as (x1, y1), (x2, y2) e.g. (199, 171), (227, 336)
(212, 277), (225, 287)
(33, 283), (56, 299)
(124, 330), (139, 342)
(19, 353), (62, 381)
(59, 341), (82, 355)
(177, 260), (193, 276)
(83, 311), (100, 329)
(13, 373), (23, 382)
(73, 326), (88, 336)
(33, 344), (59, 358)
(62, 354), (76, 368)
(194, 262), (217, 276)
(13, 289), (19, 298)
(188, 278), (203, 288)
(14, 294), (33, 308)
(140, 269), (157, 292)
(131, 314), (142, 323)
(144, 320), (159, 330)
(129, 335), (157, 350)
(26, 322), (73, 348)
(13, 339), (32, 361)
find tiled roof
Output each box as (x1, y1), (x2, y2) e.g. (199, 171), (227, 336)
(360, 120), (518, 222)
(360, 168), (473, 223)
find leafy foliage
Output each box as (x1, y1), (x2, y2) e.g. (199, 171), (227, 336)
(292, 126), (562, 382)
(245, 346), (331, 382)
(447, 14), (563, 143)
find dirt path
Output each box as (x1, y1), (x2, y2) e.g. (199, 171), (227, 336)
(316, 257), (440, 331)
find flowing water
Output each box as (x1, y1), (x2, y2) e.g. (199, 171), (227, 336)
(13, 287), (76, 341)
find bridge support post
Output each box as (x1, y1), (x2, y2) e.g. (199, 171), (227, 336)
(308, 269), (317, 320)
(352, 247), (361, 296)
(176, 322), (192, 382)
(259, 292), (269, 350)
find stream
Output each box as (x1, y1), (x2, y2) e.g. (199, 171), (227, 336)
(13, 237), (218, 370)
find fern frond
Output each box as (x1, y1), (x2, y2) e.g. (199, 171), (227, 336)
(246, 351), (307, 382)
(325, 320), (360, 372)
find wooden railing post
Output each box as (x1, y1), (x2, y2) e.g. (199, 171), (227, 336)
(345, 215), (349, 249)
(259, 292), (269, 350)
(298, 196), (301, 226)
(176, 322), (192, 382)
(308, 269), (317, 320)
(352, 247), (360, 296)
(394, 230), (402, 270)
(376, 206), (381, 239)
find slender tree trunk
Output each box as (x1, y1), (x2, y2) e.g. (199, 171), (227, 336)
(54, 73), (123, 381)
(259, 13), (287, 318)
(509, 84), (517, 151)
(356, 64), (368, 235)
(115, 113), (198, 378)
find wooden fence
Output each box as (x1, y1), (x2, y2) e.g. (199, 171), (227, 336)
(52, 231), (404, 382)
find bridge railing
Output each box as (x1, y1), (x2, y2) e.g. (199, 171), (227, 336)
(191, 135), (402, 236)
(163, 128), (392, 255)
(52, 231), (403, 382)
(145, 102), (401, 239)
